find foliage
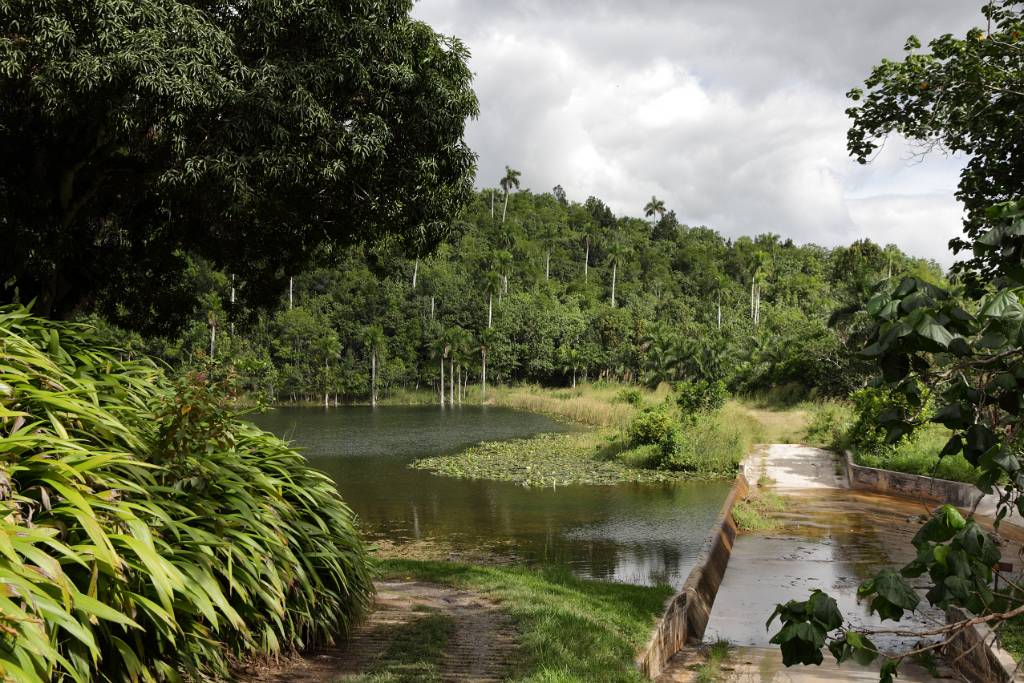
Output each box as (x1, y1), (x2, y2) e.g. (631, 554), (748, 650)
(410, 431), (687, 486)
(846, 1), (1024, 290)
(379, 559), (673, 683)
(802, 401), (854, 450)
(853, 424), (977, 484)
(845, 386), (924, 454)
(0, 0), (478, 330)
(732, 491), (786, 532)
(0, 307), (372, 681)
(658, 409), (761, 475)
(626, 407), (677, 449)
(614, 387), (644, 406)
(674, 379), (727, 419)
(86, 182), (940, 404)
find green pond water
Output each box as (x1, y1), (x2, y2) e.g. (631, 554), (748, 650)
(252, 405), (730, 587)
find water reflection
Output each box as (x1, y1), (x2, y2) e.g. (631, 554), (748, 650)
(252, 406), (731, 587)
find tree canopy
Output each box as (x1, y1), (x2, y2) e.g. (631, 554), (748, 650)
(0, 0), (478, 332)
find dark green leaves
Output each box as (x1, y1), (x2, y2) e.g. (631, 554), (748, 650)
(768, 591), (843, 666)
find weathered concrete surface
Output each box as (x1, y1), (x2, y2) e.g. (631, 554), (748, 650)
(637, 473), (750, 679)
(844, 450), (1024, 531)
(758, 444), (845, 491)
(656, 645), (957, 682)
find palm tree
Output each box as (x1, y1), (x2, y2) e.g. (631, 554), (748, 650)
(500, 166), (521, 224)
(606, 240), (627, 308)
(430, 333), (449, 406)
(643, 196), (667, 226)
(479, 327), (497, 399)
(484, 270), (502, 328)
(364, 324), (386, 406)
(750, 250), (770, 327)
(645, 338), (679, 388)
(494, 250), (513, 297)
(579, 221), (598, 282)
(559, 345), (583, 388)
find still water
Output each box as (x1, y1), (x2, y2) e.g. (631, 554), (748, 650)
(252, 405), (730, 587)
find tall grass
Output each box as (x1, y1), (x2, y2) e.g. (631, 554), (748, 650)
(0, 307), (372, 681)
(489, 384), (649, 429)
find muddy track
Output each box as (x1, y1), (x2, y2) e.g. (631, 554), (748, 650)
(239, 580), (518, 682)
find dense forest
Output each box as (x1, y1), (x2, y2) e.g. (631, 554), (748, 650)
(122, 181), (944, 403)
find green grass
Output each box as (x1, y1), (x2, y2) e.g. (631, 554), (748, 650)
(853, 423), (978, 484)
(732, 491), (786, 532)
(489, 383), (663, 429)
(378, 560), (673, 683)
(344, 610), (455, 682)
(1000, 615), (1024, 662)
(694, 640), (731, 683)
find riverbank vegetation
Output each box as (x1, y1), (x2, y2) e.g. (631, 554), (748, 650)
(413, 382), (775, 485)
(380, 560), (673, 683)
(0, 309), (374, 680)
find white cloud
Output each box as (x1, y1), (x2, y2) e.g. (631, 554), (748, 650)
(413, 0), (982, 266)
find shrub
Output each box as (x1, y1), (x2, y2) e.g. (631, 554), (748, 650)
(674, 379), (727, 419)
(0, 307), (373, 681)
(847, 386), (925, 453)
(613, 387), (643, 406)
(804, 401), (854, 449)
(658, 410), (759, 475)
(626, 407), (677, 448)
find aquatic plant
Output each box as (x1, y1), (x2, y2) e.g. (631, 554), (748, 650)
(0, 307), (372, 681)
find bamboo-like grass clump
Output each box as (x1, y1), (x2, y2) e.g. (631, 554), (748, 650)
(0, 307), (373, 681)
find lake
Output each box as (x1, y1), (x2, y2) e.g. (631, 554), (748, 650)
(252, 405), (730, 587)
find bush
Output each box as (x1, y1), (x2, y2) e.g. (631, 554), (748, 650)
(0, 307), (373, 680)
(847, 386), (924, 453)
(674, 379), (727, 418)
(804, 401), (854, 449)
(613, 387), (643, 406)
(657, 408), (760, 475)
(626, 407), (677, 448)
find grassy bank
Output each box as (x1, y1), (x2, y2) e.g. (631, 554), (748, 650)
(802, 402), (978, 484)
(412, 384), (781, 486)
(379, 559), (672, 683)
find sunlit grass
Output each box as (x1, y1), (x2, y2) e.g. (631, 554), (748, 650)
(379, 560), (672, 683)
(489, 383), (647, 429)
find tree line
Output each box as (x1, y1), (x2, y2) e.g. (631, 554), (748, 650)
(117, 180), (943, 404)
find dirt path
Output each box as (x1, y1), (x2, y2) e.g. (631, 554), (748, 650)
(239, 580), (517, 682)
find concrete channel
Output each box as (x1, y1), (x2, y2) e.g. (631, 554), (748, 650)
(643, 444), (1024, 682)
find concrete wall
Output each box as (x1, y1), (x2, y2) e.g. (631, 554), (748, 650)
(944, 607), (1020, 682)
(635, 472), (750, 679)
(843, 450), (982, 507)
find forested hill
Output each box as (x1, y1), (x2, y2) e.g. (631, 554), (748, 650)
(134, 186), (944, 402)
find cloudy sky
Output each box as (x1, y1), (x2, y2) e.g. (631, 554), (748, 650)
(412, 0), (986, 266)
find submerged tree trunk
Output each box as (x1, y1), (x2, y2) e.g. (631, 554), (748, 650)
(481, 347), (487, 399)
(371, 351), (377, 406)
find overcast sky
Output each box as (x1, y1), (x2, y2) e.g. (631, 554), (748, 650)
(412, 0), (986, 266)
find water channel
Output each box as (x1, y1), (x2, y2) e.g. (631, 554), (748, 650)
(252, 405), (731, 587)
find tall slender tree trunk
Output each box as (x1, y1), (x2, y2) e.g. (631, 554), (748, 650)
(488, 295), (493, 328)
(491, 190), (495, 220)
(584, 237), (589, 281)
(412, 258), (419, 289)
(717, 292), (722, 330)
(502, 190), (509, 223)
(572, 367), (577, 388)
(430, 296), (435, 320)
(371, 351), (377, 407)
(611, 262), (617, 307)
(209, 318), (216, 358)
(750, 279), (755, 320)
(289, 277), (294, 310)
(457, 365), (462, 404)
(481, 348), (487, 399)
(440, 357), (445, 406)
(449, 357), (455, 405)
(503, 273), (508, 295)
(545, 252), (550, 280)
